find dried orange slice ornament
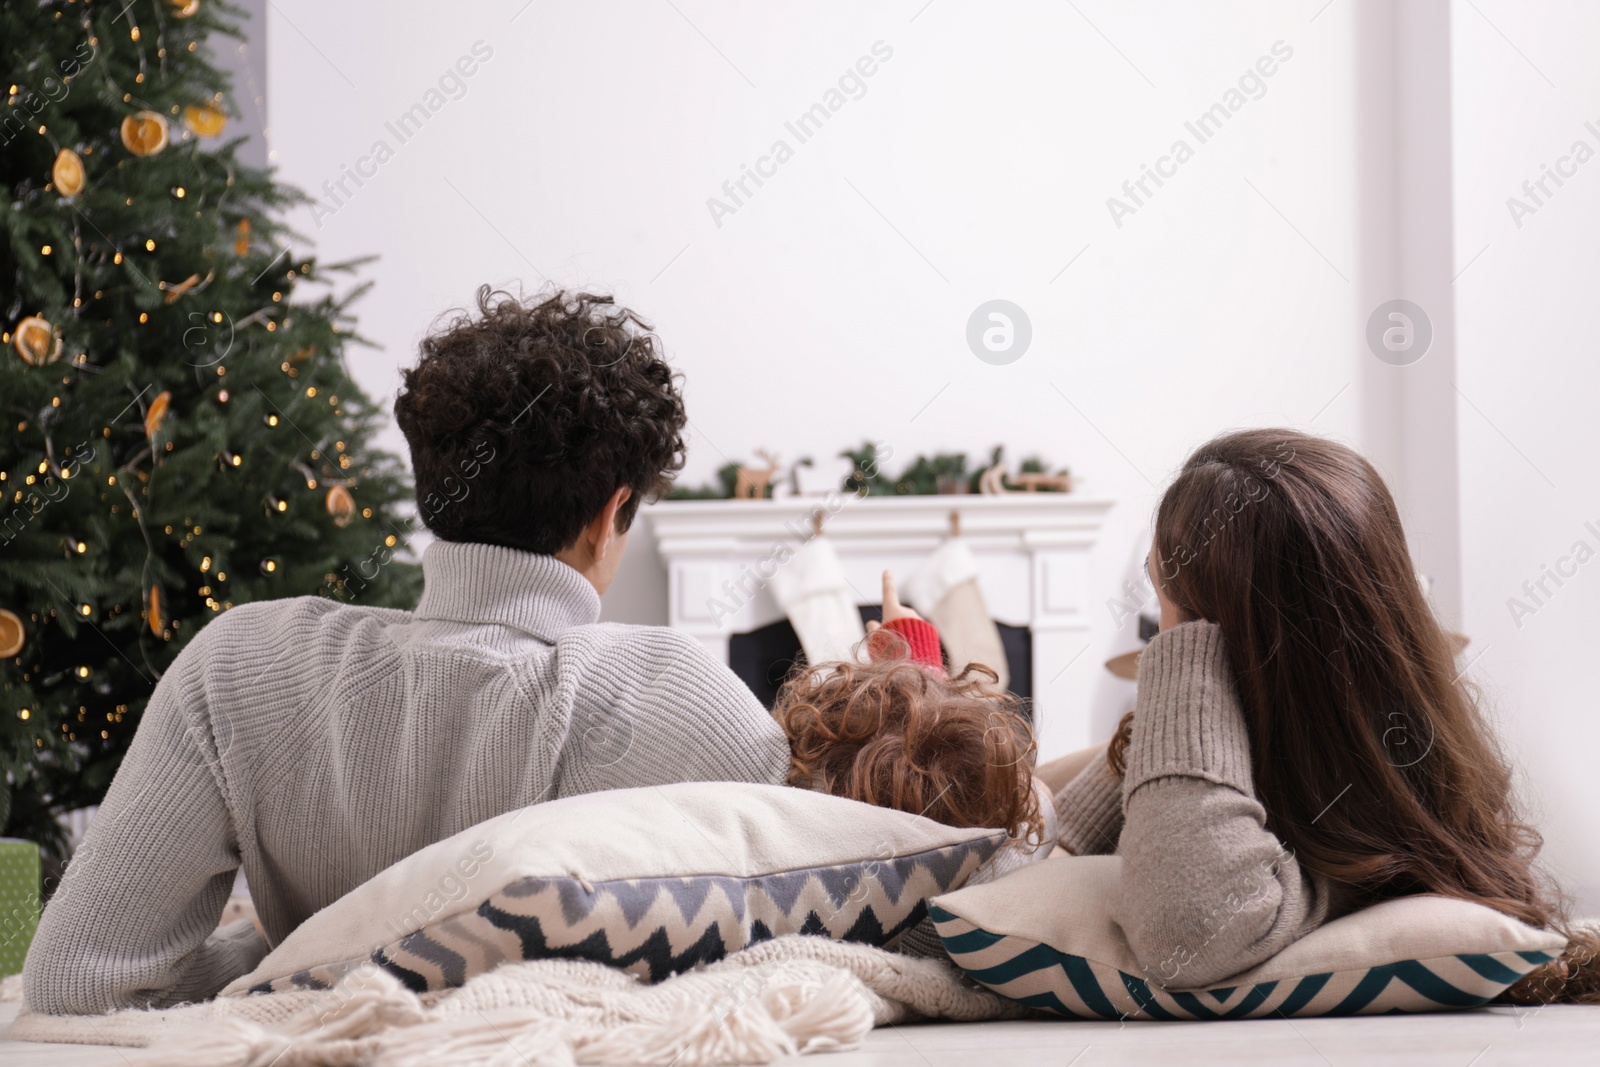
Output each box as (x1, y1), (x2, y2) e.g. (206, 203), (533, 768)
(13, 316), (63, 365)
(0, 608), (24, 658)
(325, 485), (356, 527)
(183, 104), (226, 138)
(52, 148), (86, 197)
(161, 274), (202, 304)
(145, 390), (172, 438)
(120, 111), (170, 157)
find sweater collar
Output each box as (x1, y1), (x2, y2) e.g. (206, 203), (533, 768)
(413, 540), (601, 641)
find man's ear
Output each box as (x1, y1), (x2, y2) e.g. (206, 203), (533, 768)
(589, 486), (633, 559)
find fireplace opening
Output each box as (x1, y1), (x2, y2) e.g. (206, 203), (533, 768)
(727, 605), (1034, 725)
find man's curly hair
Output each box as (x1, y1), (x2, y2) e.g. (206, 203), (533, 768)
(774, 653), (1042, 840)
(394, 286), (687, 554)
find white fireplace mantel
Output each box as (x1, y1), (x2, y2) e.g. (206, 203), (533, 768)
(647, 493), (1114, 751)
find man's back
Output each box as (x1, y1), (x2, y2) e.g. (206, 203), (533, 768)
(24, 540), (790, 1014)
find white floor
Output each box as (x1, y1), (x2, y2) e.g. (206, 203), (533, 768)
(4, 1001), (1599, 1066)
(789, 1008), (1600, 1066)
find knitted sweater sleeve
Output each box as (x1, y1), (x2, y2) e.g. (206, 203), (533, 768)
(1052, 751), (1125, 856)
(1114, 620), (1329, 989)
(23, 625), (269, 1014)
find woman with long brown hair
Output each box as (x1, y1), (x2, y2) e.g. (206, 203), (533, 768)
(1052, 428), (1598, 1002)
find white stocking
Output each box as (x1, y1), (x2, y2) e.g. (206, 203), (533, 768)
(769, 536), (865, 666)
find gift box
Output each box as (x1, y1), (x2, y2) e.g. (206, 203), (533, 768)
(0, 838), (41, 977)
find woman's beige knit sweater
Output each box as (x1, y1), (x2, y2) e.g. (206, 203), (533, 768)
(1053, 620), (1344, 988)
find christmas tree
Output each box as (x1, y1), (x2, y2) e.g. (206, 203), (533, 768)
(1, 0), (420, 858)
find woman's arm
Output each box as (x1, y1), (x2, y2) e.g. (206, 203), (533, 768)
(1035, 744), (1104, 794)
(1052, 750), (1125, 855)
(1115, 620), (1331, 988)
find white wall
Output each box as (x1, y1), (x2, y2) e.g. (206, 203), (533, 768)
(1450, 1), (1600, 910)
(267, 0), (1367, 748)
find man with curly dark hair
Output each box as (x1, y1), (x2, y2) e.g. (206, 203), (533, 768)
(24, 287), (792, 1015)
(395, 287), (687, 562)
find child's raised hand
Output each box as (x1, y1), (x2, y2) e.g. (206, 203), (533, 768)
(867, 570), (922, 632)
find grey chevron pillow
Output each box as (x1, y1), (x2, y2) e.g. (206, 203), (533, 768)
(224, 783), (1006, 995)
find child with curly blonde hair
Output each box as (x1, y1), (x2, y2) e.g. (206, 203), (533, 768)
(773, 571), (1052, 864)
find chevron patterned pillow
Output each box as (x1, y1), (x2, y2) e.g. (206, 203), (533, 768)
(222, 783), (1006, 996)
(929, 855), (1566, 1020)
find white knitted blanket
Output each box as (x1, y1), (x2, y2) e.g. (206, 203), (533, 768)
(2, 936), (1023, 1065)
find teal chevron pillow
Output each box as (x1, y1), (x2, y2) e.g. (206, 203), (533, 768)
(223, 783), (1005, 995)
(929, 855), (1566, 1020)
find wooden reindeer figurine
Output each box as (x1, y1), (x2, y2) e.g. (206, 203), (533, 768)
(734, 450), (780, 499)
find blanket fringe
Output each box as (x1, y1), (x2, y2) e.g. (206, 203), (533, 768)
(11, 936), (1015, 1065)
(135, 969), (426, 1067)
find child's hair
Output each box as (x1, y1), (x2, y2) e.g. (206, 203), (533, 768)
(1142, 428), (1599, 1004)
(773, 646), (1042, 841)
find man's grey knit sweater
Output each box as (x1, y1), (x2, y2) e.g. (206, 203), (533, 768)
(23, 540), (792, 1015)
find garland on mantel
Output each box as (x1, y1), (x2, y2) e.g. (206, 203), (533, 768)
(667, 443), (1071, 500)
